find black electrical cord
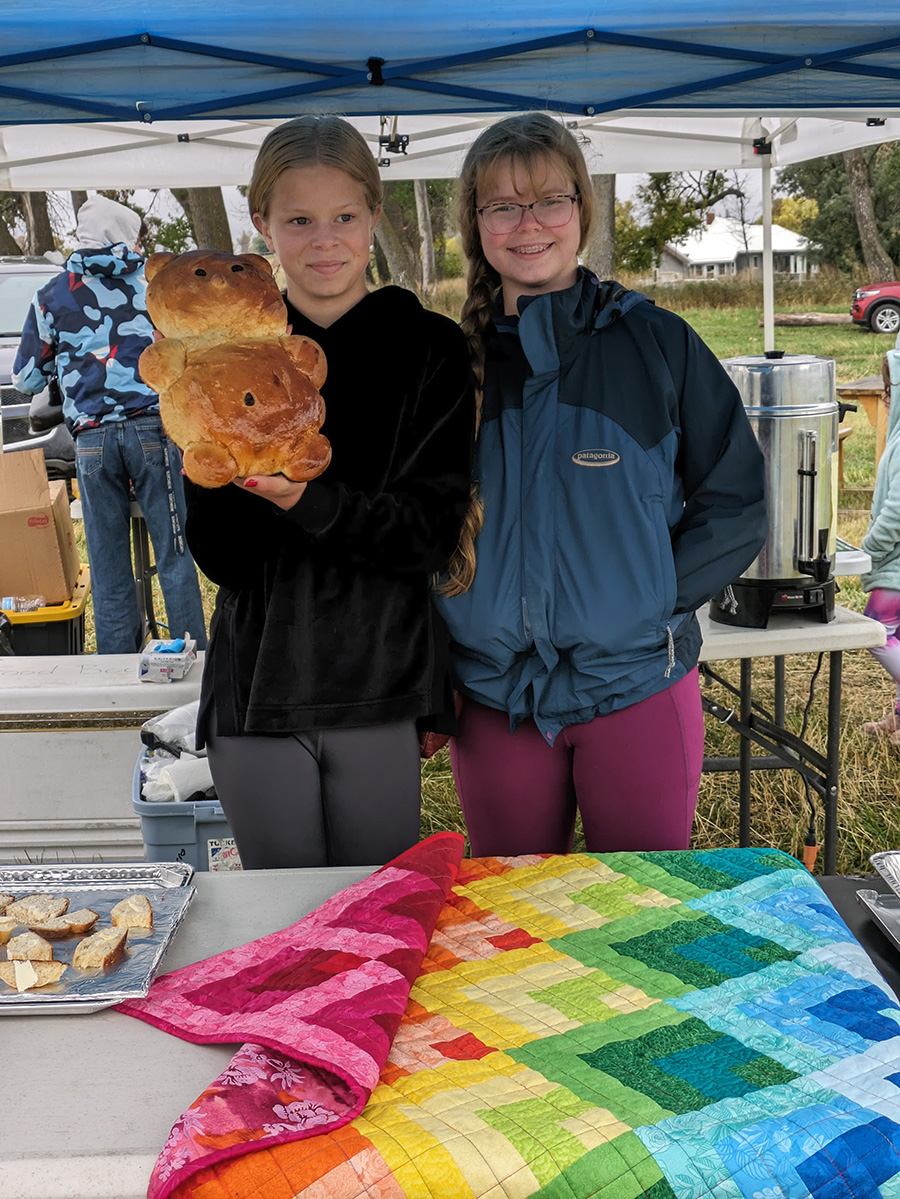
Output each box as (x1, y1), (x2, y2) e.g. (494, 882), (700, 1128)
(797, 652), (824, 869)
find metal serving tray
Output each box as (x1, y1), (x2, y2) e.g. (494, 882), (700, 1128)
(0, 861), (194, 1015)
(871, 850), (900, 901)
(857, 889), (900, 953)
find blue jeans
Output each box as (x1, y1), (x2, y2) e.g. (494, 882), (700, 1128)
(75, 415), (208, 654)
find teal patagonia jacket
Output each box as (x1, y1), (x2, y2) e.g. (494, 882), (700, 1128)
(435, 270), (768, 744)
(863, 349), (900, 593)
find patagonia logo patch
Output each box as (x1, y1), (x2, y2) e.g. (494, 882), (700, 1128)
(572, 449), (620, 467)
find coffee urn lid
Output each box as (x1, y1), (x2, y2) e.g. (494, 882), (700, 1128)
(720, 352), (836, 410)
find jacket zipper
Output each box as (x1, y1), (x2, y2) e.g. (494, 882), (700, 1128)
(664, 623), (675, 678)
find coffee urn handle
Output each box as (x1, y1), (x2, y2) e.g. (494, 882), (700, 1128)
(796, 429), (817, 573)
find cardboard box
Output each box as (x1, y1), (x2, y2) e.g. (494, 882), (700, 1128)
(0, 450), (79, 604)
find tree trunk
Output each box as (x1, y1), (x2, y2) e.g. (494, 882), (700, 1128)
(582, 175), (616, 279)
(372, 238), (390, 286)
(759, 313), (853, 326)
(171, 188), (192, 223)
(843, 148), (896, 282)
(414, 180), (436, 295)
(70, 191), (88, 218)
(0, 214), (21, 254)
(185, 187), (233, 251)
(374, 209), (414, 291)
(22, 192), (55, 254)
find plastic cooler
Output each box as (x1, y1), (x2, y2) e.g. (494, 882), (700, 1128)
(4, 564), (90, 655)
(131, 751), (241, 872)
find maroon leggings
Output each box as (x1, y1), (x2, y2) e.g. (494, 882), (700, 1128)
(450, 667), (704, 856)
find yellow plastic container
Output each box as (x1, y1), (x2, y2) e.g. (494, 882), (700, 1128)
(4, 564), (91, 654)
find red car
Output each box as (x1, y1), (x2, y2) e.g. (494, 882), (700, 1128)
(851, 282), (900, 334)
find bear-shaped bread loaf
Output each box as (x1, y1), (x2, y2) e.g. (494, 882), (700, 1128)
(139, 250), (330, 488)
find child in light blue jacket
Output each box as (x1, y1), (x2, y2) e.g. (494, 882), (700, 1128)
(862, 349), (900, 741)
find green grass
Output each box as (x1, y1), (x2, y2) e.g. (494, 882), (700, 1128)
(76, 292), (900, 874)
(669, 307), (886, 386)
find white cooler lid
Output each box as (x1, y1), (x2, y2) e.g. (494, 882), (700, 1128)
(835, 539), (871, 576)
(0, 652), (204, 716)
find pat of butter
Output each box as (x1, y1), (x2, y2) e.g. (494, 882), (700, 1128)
(13, 959), (38, 992)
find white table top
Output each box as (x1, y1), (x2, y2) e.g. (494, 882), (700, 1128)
(0, 652), (204, 716)
(696, 603), (885, 662)
(0, 607), (882, 720)
(2, 866), (375, 1199)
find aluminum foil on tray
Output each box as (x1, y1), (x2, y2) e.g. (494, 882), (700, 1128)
(871, 851), (900, 900)
(0, 861), (194, 1015)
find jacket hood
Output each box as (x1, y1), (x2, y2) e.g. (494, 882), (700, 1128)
(886, 348), (900, 447)
(512, 268), (651, 334)
(66, 244), (144, 279)
(75, 195), (141, 250)
(588, 275), (651, 330)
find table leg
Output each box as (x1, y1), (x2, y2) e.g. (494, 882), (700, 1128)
(824, 650), (842, 875)
(131, 513), (159, 642)
(739, 658), (752, 846)
(774, 657), (786, 726)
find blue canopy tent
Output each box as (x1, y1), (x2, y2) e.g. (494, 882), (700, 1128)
(2, 1), (900, 123)
(3, 2), (900, 345)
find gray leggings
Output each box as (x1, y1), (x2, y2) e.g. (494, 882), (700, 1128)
(206, 720), (422, 869)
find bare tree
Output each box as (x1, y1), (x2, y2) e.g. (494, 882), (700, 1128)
(723, 171), (752, 255)
(70, 191), (88, 218)
(583, 174), (616, 279)
(171, 187), (233, 251)
(380, 182), (419, 286)
(681, 170), (745, 210)
(0, 202), (21, 254)
(414, 180), (436, 295)
(374, 209), (414, 290)
(22, 192), (55, 254)
(843, 148), (896, 281)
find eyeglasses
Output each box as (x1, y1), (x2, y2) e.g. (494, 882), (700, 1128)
(476, 193), (580, 236)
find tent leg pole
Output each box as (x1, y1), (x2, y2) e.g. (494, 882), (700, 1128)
(762, 155), (775, 352)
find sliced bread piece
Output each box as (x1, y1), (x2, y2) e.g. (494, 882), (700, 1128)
(26, 917), (73, 940)
(111, 893), (153, 930)
(0, 916), (17, 944)
(73, 926), (128, 970)
(6, 894), (69, 924)
(0, 959), (67, 991)
(62, 908), (100, 936)
(29, 908), (99, 940)
(0, 893), (13, 915)
(7, 931), (54, 962)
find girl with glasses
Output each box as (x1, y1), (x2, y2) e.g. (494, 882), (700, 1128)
(183, 116), (475, 869)
(434, 112), (767, 857)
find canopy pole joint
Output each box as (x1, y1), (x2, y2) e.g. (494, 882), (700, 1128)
(367, 57), (385, 86)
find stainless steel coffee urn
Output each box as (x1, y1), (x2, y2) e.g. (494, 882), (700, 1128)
(710, 351), (839, 628)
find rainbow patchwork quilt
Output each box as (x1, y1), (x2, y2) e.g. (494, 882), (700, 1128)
(123, 834), (900, 1198)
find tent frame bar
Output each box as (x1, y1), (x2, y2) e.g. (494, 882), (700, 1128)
(5, 28), (900, 124)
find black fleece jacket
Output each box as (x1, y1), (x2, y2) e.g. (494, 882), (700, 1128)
(185, 286), (476, 740)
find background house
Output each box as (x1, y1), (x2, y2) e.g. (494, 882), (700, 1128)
(657, 214), (811, 282)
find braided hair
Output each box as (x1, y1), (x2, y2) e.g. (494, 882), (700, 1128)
(439, 113), (595, 596)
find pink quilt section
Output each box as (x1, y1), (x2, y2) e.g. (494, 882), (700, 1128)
(117, 831), (465, 1199)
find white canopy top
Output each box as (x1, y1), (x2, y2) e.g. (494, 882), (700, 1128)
(2, 113), (900, 189)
